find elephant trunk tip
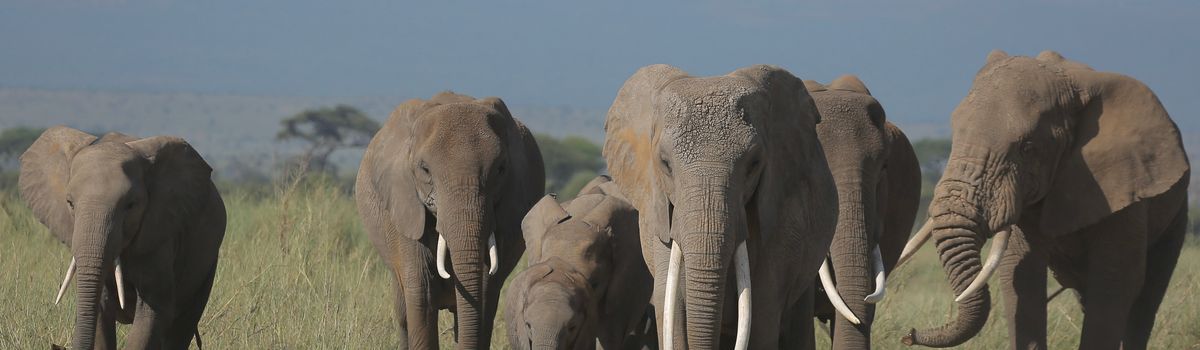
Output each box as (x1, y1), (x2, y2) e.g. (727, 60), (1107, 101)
(901, 328), (916, 346)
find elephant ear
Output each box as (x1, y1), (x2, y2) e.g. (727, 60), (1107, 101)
(878, 122), (922, 272)
(603, 64), (689, 244)
(731, 65), (837, 247)
(803, 80), (827, 93)
(522, 194), (568, 264)
(126, 136), (215, 247)
(487, 97), (546, 257)
(1039, 75), (1190, 236)
(828, 75), (872, 95)
(360, 99), (438, 241)
(18, 126), (98, 245)
(576, 175), (612, 197)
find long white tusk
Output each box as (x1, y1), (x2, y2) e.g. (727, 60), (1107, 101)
(487, 233), (499, 276)
(733, 241), (752, 350)
(896, 218), (934, 269)
(662, 242), (682, 350)
(955, 229), (1011, 303)
(436, 235), (451, 279)
(114, 259), (127, 309)
(819, 257), (861, 324)
(864, 245), (887, 303)
(54, 258), (76, 305)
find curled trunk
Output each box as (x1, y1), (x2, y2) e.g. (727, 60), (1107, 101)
(902, 216), (990, 347)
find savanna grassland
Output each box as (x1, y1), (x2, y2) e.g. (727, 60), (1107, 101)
(2, 179), (1198, 349)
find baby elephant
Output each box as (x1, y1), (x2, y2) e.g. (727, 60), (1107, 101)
(505, 176), (655, 349)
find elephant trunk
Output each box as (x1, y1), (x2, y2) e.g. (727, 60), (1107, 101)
(678, 185), (738, 349)
(829, 185), (875, 349)
(70, 206), (121, 350)
(902, 201), (990, 347)
(440, 189), (491, 349)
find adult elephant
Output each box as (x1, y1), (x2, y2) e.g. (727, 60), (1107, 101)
(355, 92), (544, 349)
(897, 50), (1190, 350)
(20, 126), (226, 349)
(806, 76), (922, 349)
(604, 64), (838, 349)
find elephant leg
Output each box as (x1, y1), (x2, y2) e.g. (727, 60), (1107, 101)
(1122, 207), (1186, 350)
(398, 247), (439, 350)
(94, 285), (118, 350)
(647, 241), (682, 350)
(1077, 207), (1147, 350)
(779, 286), (815, 350)
(125, 251), (177, 349)
(997, 227), (1047, 350)
(391, 274), (409, 349)
(165, 264), (217, 349)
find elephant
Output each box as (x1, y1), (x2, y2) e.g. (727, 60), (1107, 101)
(504, 175), (656, 349)
(804, 76), (922, 349)
(19, 126), (226, 349)
(355, 91), (545, 349)
(603, 64), (839, 349)
(897, 50), (1190, 350)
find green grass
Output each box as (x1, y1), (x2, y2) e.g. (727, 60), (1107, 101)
(2, 181), (1198, 349)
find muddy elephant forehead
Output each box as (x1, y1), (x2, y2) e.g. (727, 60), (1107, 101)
(657, 77), (760, 163)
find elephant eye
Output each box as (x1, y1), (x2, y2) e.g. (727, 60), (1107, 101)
(497, 164), (506, 176)
(1020, 140), (1035, 154)
(419, 161), (430, 174)
(126, 201), (136, 210)
(66, 199), (74, 210)
(660, 157), (671, 176)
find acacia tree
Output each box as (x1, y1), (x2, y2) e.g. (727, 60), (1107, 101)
(276, 105), (380, 174)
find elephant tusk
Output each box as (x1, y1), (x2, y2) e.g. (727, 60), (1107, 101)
(114, 259), (127, 310)
(733, 241), (752, 350)
(662, 241), (682, 350)
(54, 257), (76, 305)
(487, 233), (499, 276)
(955, 228), (1011, 303)
(896, 218), (934, 269)
(819, 257), (862, 324)
(436, 235), (451, 279)
(865, 245), (886, 303)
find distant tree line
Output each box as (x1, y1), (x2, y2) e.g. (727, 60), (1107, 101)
(1, 121), (1196, 238)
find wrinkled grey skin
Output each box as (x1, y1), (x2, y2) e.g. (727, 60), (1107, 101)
(806, 76), (922, 349)
(604, 64), (838, 349)
(505, 176), (656, 350)
(355, 92), (545, 349)
(20, 126), (226, 349)
(904, 50), (1190, 350)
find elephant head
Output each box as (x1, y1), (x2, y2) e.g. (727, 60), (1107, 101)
(19, 126), (217, 350)
(898, 50), (1189, 347)
(357, 92), (543, 348)
(807, 76), (922, 349)
(604, 64), (837, 349)
(507, 177), (651, 349)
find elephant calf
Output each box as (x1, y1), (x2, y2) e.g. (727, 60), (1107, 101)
(20, 127), (226, 349)
(505, 176), (655, 349)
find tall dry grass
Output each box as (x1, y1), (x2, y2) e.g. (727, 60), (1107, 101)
(2, 179), (1197, 348)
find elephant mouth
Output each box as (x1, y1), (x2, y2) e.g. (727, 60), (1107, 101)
(54, 257), (130, 312)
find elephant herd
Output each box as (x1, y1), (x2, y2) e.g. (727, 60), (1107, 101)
(17, 50), (1189, 350)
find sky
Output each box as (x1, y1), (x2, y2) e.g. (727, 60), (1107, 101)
(1, 0), (1197, 127)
